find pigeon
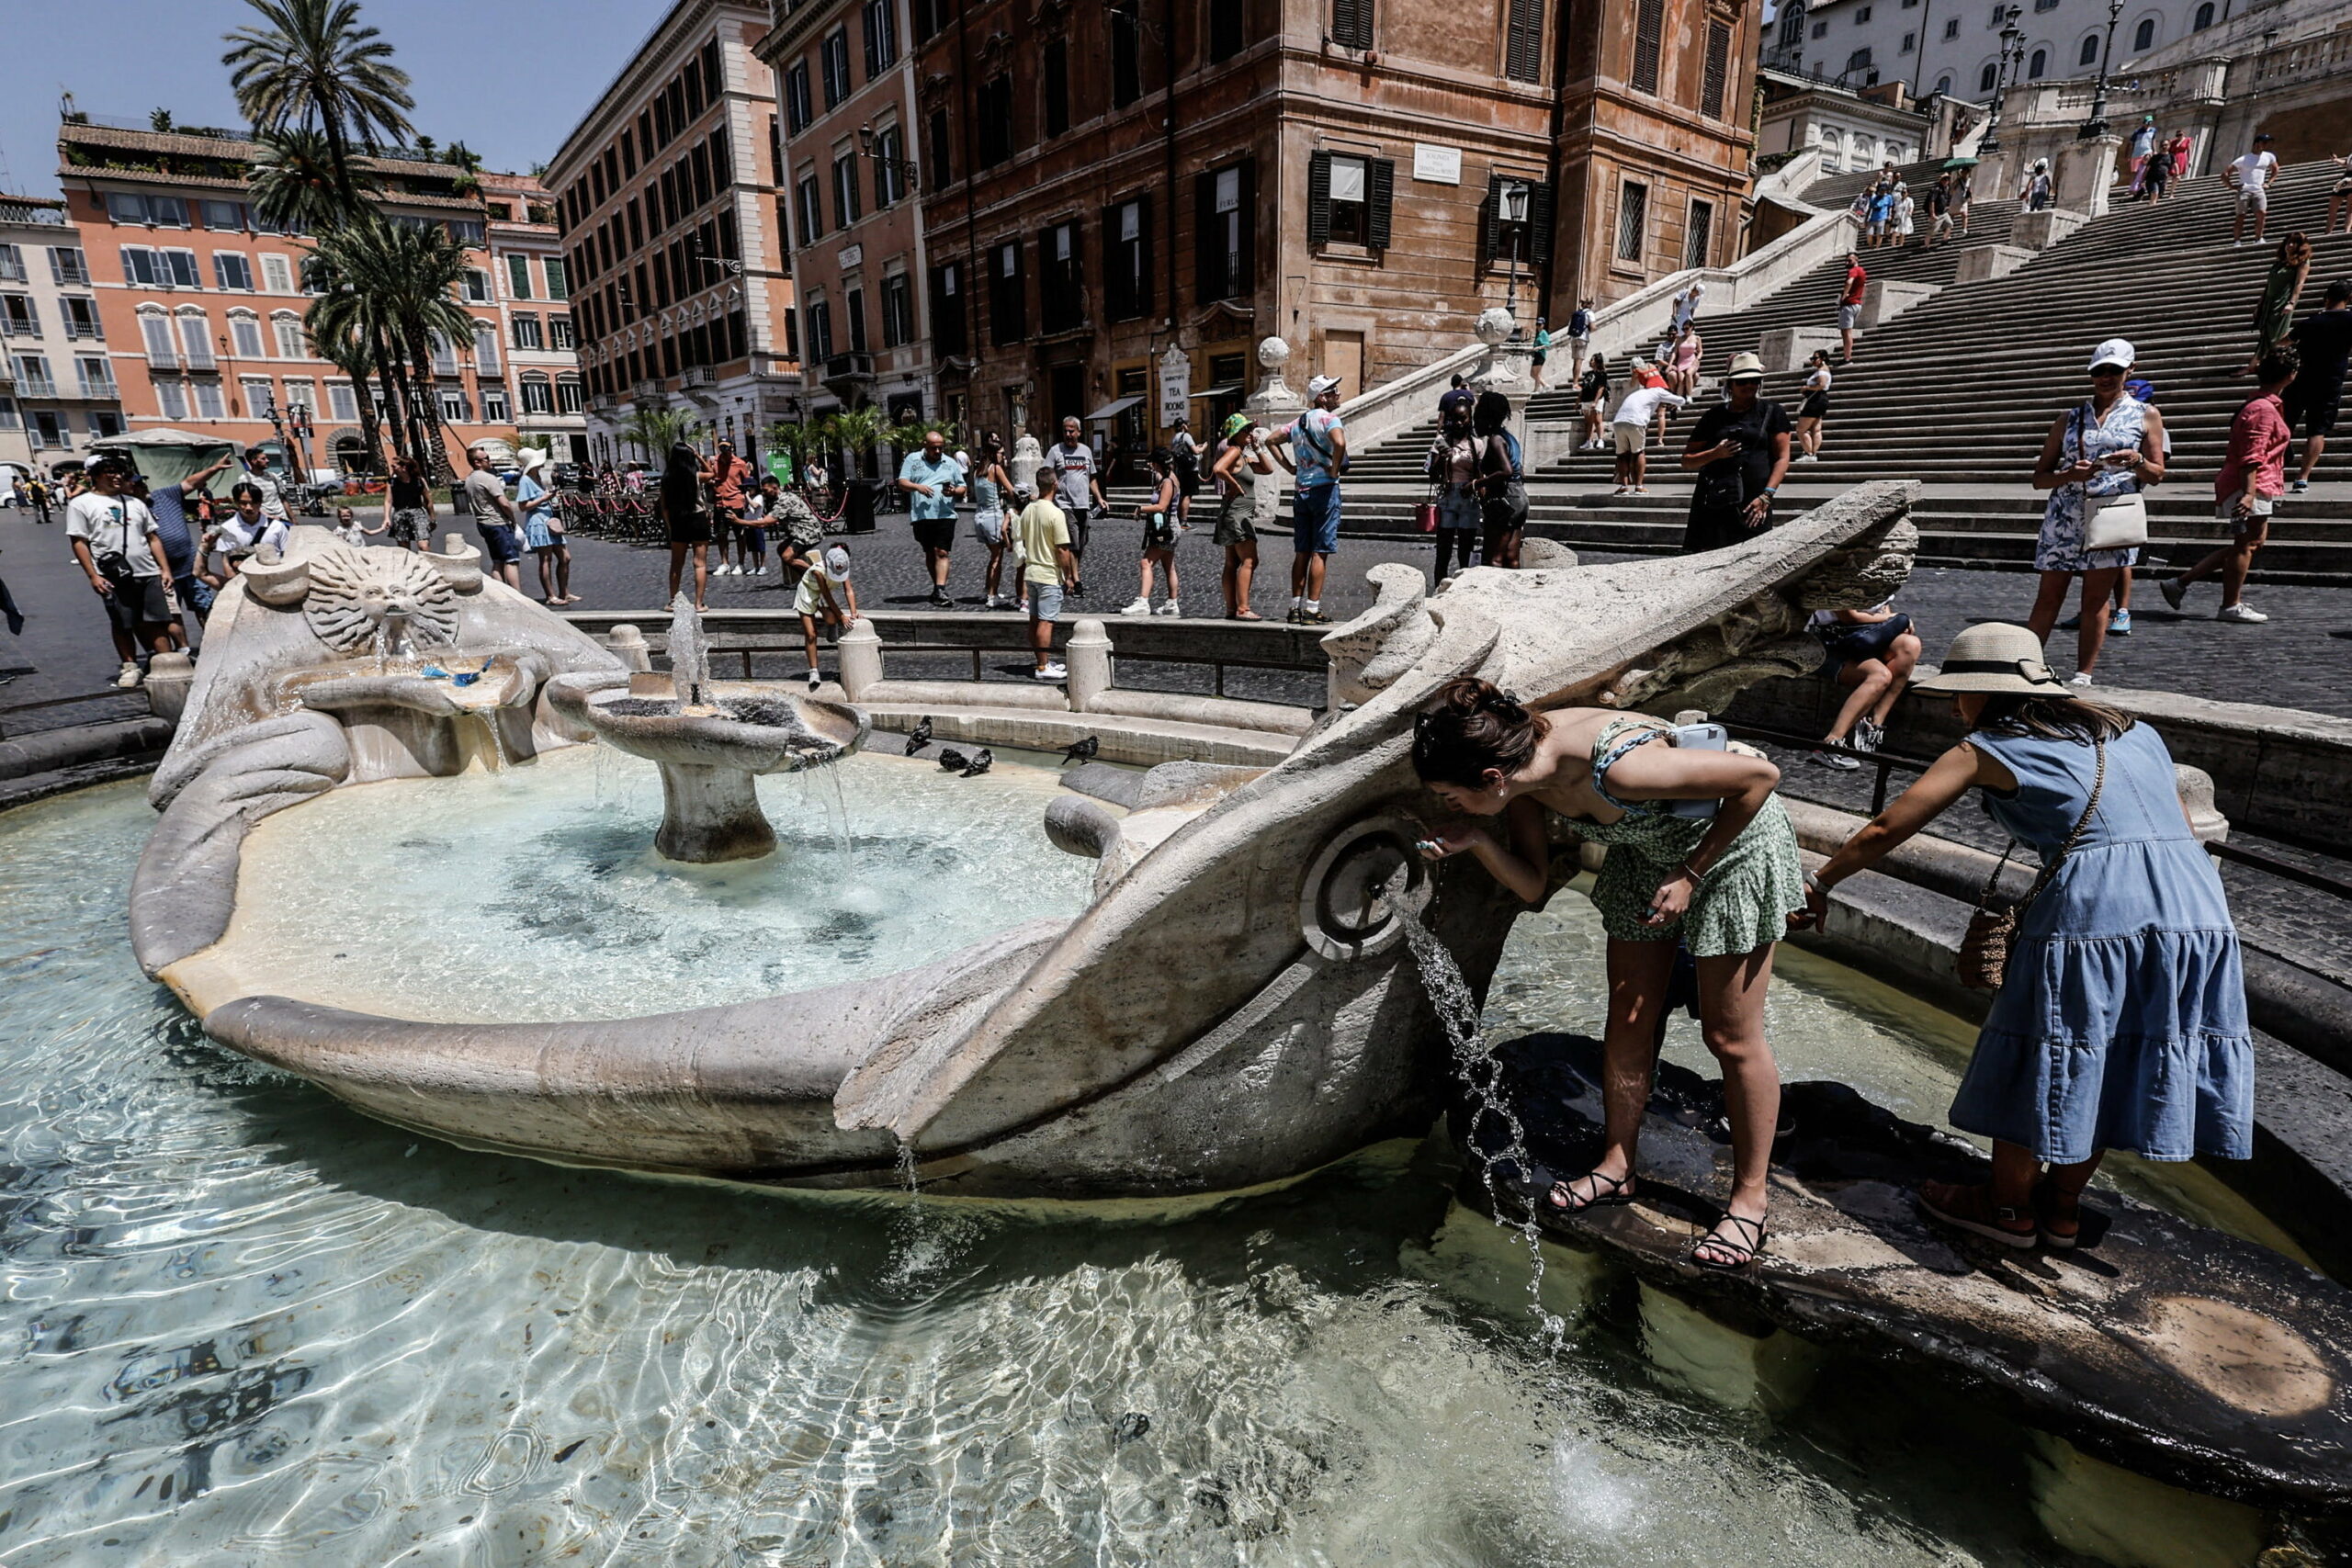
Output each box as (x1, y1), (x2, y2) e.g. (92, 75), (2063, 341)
(960, 748), (993, 778)
(904, 716), (933, 756)
(936, 748), (968, 773)
(1060, 735), (1100, 765)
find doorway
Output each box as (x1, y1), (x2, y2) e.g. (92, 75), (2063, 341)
(1049, 364), (1085, 434)
(1319, 330), (1365, 398)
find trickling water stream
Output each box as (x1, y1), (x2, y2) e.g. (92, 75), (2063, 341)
(1402, 917), (1567, 1349)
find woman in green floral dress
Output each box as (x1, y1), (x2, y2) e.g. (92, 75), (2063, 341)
(1413, 679), (1807, 1268)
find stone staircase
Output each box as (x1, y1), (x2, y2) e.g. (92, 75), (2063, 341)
(1198, 159), (2352, 585)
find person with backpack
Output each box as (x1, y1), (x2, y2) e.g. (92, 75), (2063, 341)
(1472, 390), (1527, 569)
(1566, 299), (1595, 383)
(1269, 373), (1347, 625)
(1170, 417), (1202, 530)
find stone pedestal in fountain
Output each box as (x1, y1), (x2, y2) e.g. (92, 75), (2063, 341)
(547, 596), (868, 863)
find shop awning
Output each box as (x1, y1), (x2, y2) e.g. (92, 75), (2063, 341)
(1189, 383), (1244, 400)
(1082, 395), (1143, 422)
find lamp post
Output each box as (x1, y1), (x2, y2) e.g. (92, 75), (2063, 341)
(856, 123), (921, 201)
(1498, 177), (1532, 319)
(2078, 0), (2126, 140)
(1980, 10), (2026, 153)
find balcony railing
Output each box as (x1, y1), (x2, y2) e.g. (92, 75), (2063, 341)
(17, 370), (58, 397)
(680, 365), (716, 389)
(822, 351), (875, 383)
(630, 378), (663, 402)
(78, 371), (118, 399)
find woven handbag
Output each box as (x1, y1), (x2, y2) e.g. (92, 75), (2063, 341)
(1957, 739), (2106, 990)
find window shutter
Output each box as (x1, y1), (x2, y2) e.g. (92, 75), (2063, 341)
(1307, 152), (1332, 247)
(1702, 22), (1732, 118)
(1330, 0), (1372, 49)
(1479, 173), (1502, 270)
(1505, 0), (1544, 82)
(1366, 158), (1395, 250)
(1136, 195), (1154, 316)
(1237, 159), (1257, 295)
(1194, 171), (1217, 303)
(1526, 179), (1555, 265)
(1101, 203), (1122, 317)
(1633, 0), (1665, 93)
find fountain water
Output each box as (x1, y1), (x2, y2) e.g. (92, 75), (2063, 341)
(1403, 915), (1566, 1348)
(665, 590), (713, 710)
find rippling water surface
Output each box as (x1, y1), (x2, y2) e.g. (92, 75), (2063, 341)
(0, 781), (2111, 1565)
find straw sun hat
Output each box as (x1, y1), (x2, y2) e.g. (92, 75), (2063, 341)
(1912, 623), (2071, 695)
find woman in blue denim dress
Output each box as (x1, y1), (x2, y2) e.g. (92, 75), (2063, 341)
(1796, 623), (2251, 1249)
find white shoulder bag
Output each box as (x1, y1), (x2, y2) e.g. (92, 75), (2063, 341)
(2076, 402), (2150, 553)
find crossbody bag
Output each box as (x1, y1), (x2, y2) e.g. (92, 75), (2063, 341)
(2074, 402), (2150, 552)
(1957, 739), (2106, 990)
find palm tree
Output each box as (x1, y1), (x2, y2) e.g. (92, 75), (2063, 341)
(618, 407), (703, 462)
(248, 125), (372, 232)
(304, 217), (475, 476)
(223, 0), (414, 202)
(301, 297), (386, 473)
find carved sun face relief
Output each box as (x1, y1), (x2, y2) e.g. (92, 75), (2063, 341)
(303, 546), (462, 652)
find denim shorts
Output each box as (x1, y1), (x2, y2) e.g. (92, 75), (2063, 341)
(1292, 484), (1340, 554)
(1026, 581), (1064, 619)
(478, 523), (522, 566)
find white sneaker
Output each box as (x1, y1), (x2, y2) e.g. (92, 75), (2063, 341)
(1154, 601), (1182, 616)
(1119, 597), (1151, 615)
(806, 670), (821, 690)
(2067, 671), (2095, 688)
(116, 660), (144, 689)
(1035, 662), (1068, 681)
(2217, 603), (2267, 624)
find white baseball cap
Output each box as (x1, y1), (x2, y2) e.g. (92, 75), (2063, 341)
(1307, 374), (1342, 397)
(2088, 338), (2135, 371)
(822, 545), (851, 579)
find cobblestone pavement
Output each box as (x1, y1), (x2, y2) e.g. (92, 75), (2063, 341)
(8, 505), (2350, 718)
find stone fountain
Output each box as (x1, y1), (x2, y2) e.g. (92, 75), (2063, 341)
(546, 595), (867, 862)
(121, 482), (2352, 1517)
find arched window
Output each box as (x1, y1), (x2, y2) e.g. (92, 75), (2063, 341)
(1980, 61), (1999, 91)
(2079, 33), (2101, 64)
(2028, 46), (2048, 78)
(175, 306), (214, 370)
(229, 309), (265, 359)
(1935, 73), (1954, 94)
(271, 310), (306, 359)
(2193, 0), (2213, 27)
(2133, 17), (2157, 49)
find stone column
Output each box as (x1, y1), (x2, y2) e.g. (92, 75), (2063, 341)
(1064, 618), (1113, 713)
(1466, 307), (1532, 446)
(606, 625), (653, 672)
(144, 651), (195, 725)
(2054, 133), (2121, 219)
(1010, 432), (1045, 500)
(1241, 336), (1304, 534)
(836, 618), (883, 701)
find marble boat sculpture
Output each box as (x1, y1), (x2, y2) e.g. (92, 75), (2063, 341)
(135, 485), (1922, 1196)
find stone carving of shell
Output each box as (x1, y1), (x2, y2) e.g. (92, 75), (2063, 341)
(302, 545), (461, 652)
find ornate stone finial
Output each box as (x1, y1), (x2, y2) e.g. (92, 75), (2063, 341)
(1474, 307), (1515, 348)
(1252, 335), (1295, 405)
(1010, 431), (1045, 497)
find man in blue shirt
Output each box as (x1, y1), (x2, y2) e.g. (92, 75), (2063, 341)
(897, 427), (967, 607)
(133, 453), (232, 634)
(1270, 373), (1348, 625)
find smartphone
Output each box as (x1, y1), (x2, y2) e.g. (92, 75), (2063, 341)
(1666, 723), (1726, 819)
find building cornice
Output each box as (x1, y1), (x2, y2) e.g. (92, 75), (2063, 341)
(548, 0), (770, 184)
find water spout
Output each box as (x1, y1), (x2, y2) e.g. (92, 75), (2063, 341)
(667, 592), (713, 711)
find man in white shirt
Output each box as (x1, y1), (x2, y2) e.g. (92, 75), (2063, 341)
(66, 456), (175, 686)
(2228, 132), (2279, 245)
(1611, 383), (1689, 495)
(1669, 279), (1706, 335)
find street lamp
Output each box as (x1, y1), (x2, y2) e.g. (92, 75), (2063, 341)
(1498, 177), (1532, 318)
(856, 123), (921, 198)
(2078, 0), (2126, 140)
(1980, 9), (2027, 154)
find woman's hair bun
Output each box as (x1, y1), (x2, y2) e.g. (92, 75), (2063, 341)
(1418, 679), (1544, 787)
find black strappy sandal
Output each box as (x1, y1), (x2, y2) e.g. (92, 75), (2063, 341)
(1690, 1212), (1769, 1269)
(1547, 1168), (1637, 1213)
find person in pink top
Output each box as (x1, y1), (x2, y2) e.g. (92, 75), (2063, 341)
(2161, 347), (2297, 624)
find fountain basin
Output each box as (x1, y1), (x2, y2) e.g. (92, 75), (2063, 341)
(546, 672), (869, 862)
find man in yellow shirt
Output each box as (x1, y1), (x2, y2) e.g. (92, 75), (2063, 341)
(1013, 481), (1077, 681)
